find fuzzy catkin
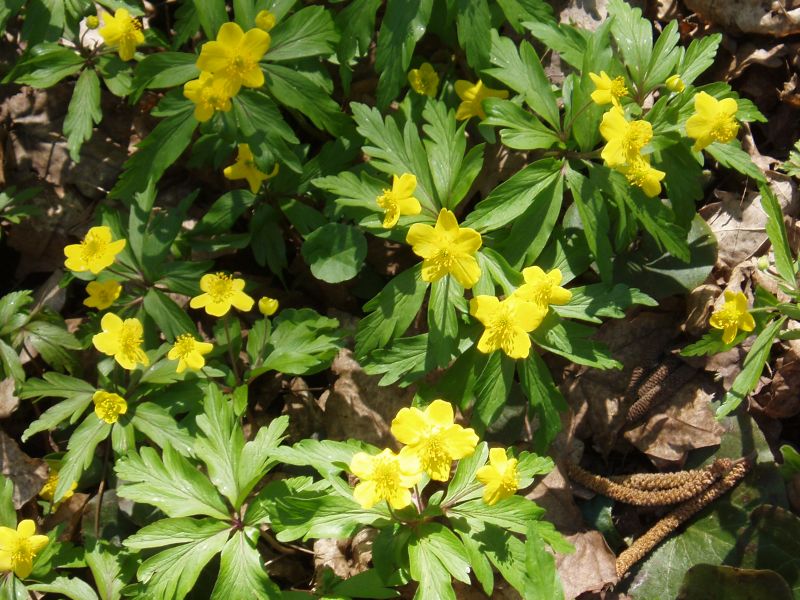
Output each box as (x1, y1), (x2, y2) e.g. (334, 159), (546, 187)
(614, 460), (750, 577)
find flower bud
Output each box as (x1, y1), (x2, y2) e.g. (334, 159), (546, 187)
(255, 10), (276, 32)
(258, 296), (279, 316)
(757, 256), (770, 271)
(86, 15), (100, 29)
(665, 74), (685, 93)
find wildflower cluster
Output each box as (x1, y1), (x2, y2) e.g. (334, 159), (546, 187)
(349, 400), (519, 509)
(97, 9), (144, 61)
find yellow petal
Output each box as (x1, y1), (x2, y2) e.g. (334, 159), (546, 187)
(391, 407), (426, 445)
(349, 452), (374, 479)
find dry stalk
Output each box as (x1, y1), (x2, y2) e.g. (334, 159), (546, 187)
(614, 459), (751, 577)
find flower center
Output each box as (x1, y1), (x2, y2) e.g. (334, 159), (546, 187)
(625, 161), (650, 187)
(610, 77), (628, 98)
(710, 115), (738, 143)
(622, 121), (651, 154)
(434, 248), (455, 269)
(500, 461), (519, 494)
(207, 273), (235, 302)
(10, 540), (34, 567)
(81, 234), (105, 262)
(119, 323), (143, 358)
(488, 311), (516, 348)
(714, 305), (740, 328)
(372, 457), (400, 498)
(228, 55), (252, 78)
(173, 334), (196, 358)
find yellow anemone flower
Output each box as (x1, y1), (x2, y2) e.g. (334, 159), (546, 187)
(619, 155), (666, 198)
(408, 63), (439, 97)
(183, 71), (232, 122)
(92, 313), (149, 370)
(376, 173), (422, 228)
(392, 400), (479, 481)
(83, 280), (122, 311)
(589, 71), (628, 107)
(665, 74), (685, 93)
(98, 9), (144, 61)
(476, 448), (520, 505)
(513, 266), (572, 308)
(255, 10), (276, 32)
(454, 80), (509, 120)
(599, 107), (653, 168)
(92, 390), (127, 424)
(406, 208), (482, 288)
(469, 295), (547, 359)
(709, 290), (755, 344)
(349, 448), (422, 510)
(190, 272), (254, 317)
(258, 296), (279, 316)
(39, 469), (77, 503)
(0, 520), (49, 579)
(63, 226), (126, 275)
(168, 334), (213, 373)
(223, 144), (279, 194)
(196, 22), (271, 95)
(685, 91), (739, 152)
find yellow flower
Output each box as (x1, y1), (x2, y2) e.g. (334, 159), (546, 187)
(255, 10), (276, 31)
(92, 313), (149, 370)
(39, 469), (77, 503)
(709, 290), (755, 344)
(376, 173), (422, 228)
(513, 266), (572, 308)
(98, 9), (144, 61)
(86, 15), (99, 29)
(454, 80), (509, 120)
(589, 71), (628, 107)
(83, 280), (122, 311)
(63, 226), (126, 275)
(196, 22), (271, 95)
(93, 390), (127, 424)
(223, 144), (279, 193)
(258, 296), (279, 316)
(619, 155), (666, 197)
(469, 295), (547, 359)
(408, 63), (439, 97)
(190, 272), (254, 317)
(685, 91), (739, 152)
(183, 71), (232, 122)
(0, 520), (49, 579)
(599, 107), (653, 167)
(349, 448), (422, 510)
(665, 74), (685, 93)
(476, 447), (520, 505)
(391, 400), (479, 481)
(167, 334), (213, 373)
(406, 208), (482, 288)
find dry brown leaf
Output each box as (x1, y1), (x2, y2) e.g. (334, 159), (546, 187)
(0, 379), (19, 419)
(319, 350), (413, 447)
(556, 531), (618, 600)
(686, 0), (800, 36)
(758, 351), (800, 418)
(623, 378), (724, 467)
(0, 429), (48, 508)
(527, 462), (586, 535)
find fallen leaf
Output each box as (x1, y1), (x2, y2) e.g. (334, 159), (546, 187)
(685, 0), (800, 36)
(0, 379), (19, 419)
(0, 429), (48, 508)
(676, 564), (793, 600)
(555, 531), (618, 600)
(527, 462), (586, 535)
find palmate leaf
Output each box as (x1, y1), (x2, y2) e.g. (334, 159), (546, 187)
(56, 415), (110, 501)
(20, 373), (95, 441)
(64, 69), (101, 161)
(607, 0), (652, 85)
(759, 181), (797, 287)
(532, 313), (621, 370)
(6, 43), (83, 87)
(211, 530), (281, 600)
(28, 577), (99, 600)
(409, 523), (471, 600)
(267, 5), (338, 62)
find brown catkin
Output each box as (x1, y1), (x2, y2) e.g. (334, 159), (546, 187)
(566, 460), (730, 506)
(626, 363), (697, 422)
(610, 459), (732, 491)
(614, 459), (750, 578)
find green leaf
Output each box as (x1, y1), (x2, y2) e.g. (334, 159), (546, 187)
(707, 142), (766, 182)
(524, 525), (565, 600)
(116, 445), (230, 519)
(518, 353), (567, 453)
(486, 34), (560, 130)
(759, 181), (797, 287)
(374, 0), (433, 109)
(7, 43), (83, 87)
(0, 474), (15, 528)
(211, 530), (281, 599)
(642, 19), (680, 93)
(553, 283), (657, 323)
(20, 374), (95, 441)
(237, 416), (288, 505)
(270, 439), (377, 478)
(473, 351), (515, 427)
(301, 222), (367, 283)
(231, 90), (301, 173)
(482, 98), (561, 151)
(132, 52), (198, 95)
(56, 415), (110, 501)
(408, 526), (461, 600)
(335, 0), (381, 82)
(257, 309), (341, 375)
(717, 317), (785, 417)
(524, 20), (587, 69)
(422, 101), (484, 209)
(193, 0), (227, 39)
(0, 339), (23, 382)
(129, 519), (230, 600)
(463, 159), (561, 232)
(110, 104), (197, 199)
(64, 69), (101, 161)
(427, 277), (461, 369)
(607, 0), (652, 85)
(443, 442), (489, 505)
(142, 289), (196, 342)
(267, 5), (338, 61)
(410, 523), (471, 585)
(129, 401), (194, 456)
(532, 314), (621, 369)
(28, 577), (99, 600)
(456, 0), (491, 71)
(364, 334), (429, 386)
(779, 444), (800, 480)
(450, 496), (545, 534)
(355, 266), (428, 359)
(0, 291), (33, 334)
(85, 542), (126, 600)
(24, 320), (80, 373)
(679, 34), (721, 85)
(565, 168), (614, 282)
(676, 564), (792, 600)
(329, 569), (401, 599)
(263, 64), (350, 135)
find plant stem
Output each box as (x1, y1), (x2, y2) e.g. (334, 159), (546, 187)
(224, 313), (241, 384)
